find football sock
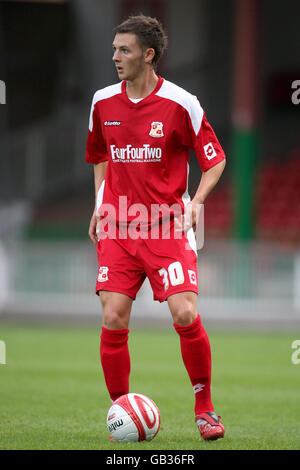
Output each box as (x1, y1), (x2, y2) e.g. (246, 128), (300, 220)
(173, 314), (214, 414)
(100, 327), (130, 402)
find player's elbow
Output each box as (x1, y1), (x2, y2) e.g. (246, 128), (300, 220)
(217, 158), (226, 176)
(207, 158), (226, 175)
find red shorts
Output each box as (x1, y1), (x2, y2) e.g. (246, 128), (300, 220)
(95, 231), (198, 302)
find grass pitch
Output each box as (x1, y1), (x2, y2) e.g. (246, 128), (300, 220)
(0, 324), (299, 450)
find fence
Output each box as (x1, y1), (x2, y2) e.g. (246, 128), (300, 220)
(0, 239), (299, 327)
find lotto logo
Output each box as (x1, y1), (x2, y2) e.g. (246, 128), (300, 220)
(203, 142), (217, 160)
(188, 270), (197, 286)
(193, 383), (205, 394)
(98, 266), (109, 282)
(104, 121), (121, 126)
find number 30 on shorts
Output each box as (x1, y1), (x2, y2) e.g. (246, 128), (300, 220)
(158, 262), (185, 291)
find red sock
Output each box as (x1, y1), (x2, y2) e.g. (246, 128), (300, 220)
(100, 327), (130, 402)
(174, 314), (214, 414)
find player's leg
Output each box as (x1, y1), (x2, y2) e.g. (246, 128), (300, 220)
(99, 291), (133, 402)
(96, 237), (146, 402)
(167, 291), (213, 412)
(140, 235), (224, 439)
(100, 290), (133, 329)
(167, 290), (198, 325)
(168, 291), (224, 440)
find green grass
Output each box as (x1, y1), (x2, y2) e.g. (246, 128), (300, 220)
(0, 324), (300, 450)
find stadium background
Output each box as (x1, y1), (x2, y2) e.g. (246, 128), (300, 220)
(0, 0), (299, 327)
(0, 0), (300, 451)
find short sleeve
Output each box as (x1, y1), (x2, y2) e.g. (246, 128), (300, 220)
(85, 94), (108, 164)
(186, 100), (226, 172)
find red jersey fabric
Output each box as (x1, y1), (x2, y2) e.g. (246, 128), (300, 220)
(85, 76), (225, 226)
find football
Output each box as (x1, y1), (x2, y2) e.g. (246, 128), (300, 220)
(106, 393), (161, 442)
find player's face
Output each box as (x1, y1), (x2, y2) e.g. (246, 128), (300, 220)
(112, 33), (147, 81)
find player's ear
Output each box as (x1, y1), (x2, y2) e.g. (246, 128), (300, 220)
(144, 47), (155, 65)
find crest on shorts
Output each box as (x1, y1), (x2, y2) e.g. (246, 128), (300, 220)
(149, 121), (164, 138)
(98, 266), (109, 282)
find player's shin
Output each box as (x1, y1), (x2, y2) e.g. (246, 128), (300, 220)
(173, 314), (214, 414)
(100, 327), (131, 402)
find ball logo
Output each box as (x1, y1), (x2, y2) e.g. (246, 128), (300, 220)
(108, 419), (123, 432)
(149, 121), (164, 138)
(203, 142), (217, 160)
(134, 394), (156, 429)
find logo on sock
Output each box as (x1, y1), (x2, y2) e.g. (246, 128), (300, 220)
(193, 383), (205, 394)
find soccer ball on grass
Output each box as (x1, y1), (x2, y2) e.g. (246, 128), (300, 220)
(107, 393), (161, 442)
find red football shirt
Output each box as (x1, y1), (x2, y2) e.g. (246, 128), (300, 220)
(85, 76), (225, 226)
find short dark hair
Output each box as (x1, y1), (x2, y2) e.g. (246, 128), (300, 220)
(114, 14), (168, 68)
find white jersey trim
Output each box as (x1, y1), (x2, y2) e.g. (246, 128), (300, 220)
(181, 163), (197, 255)
(89, 82), (122, 131)
(96, 179), (105, 212)
(156, 79), (204, 136)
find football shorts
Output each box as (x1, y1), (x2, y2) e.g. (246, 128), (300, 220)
(95, 230), (198, 302)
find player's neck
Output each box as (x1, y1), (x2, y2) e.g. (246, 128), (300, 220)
(125, 69), (159, 100)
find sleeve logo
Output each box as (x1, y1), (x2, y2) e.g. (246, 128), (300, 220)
(149, 121), (164, 138)
(203, 142), (217, 160)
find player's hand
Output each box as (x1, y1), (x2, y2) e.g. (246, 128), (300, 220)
(88, 211), (99, 244)
(174, 201), (202, 233)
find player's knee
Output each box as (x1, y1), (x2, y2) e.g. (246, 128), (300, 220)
(102, 304), (130, 330)
(171, 300), (197, 326)
(103, 309), (129, 329)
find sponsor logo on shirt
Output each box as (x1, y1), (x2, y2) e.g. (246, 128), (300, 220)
(149, 121), (164, 138)
(203, 142), (217, 160)
(110, 144), (162, 162)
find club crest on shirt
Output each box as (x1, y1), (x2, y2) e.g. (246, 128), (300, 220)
(149, 121), (164, 138)
(98, 266), (109, 282)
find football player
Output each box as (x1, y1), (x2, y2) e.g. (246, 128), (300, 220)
(86, 14), (226, 440)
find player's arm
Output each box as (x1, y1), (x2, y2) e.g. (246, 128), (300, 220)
(179, 103), (226, 232)
(86, 91), (109, 244)
(192, 159), (226, 205)
(176, 160), (226, 233)
(190, 159), (226, 230)
(88, 161), (108, 244)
